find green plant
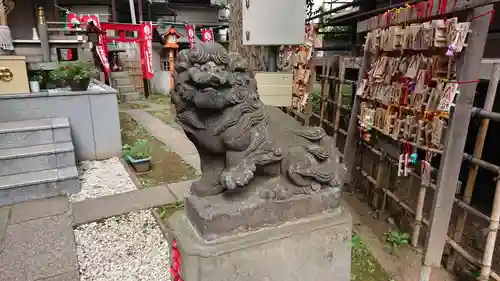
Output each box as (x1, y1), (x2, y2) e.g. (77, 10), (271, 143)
(50, 60), (98, 82)
(384, 231), (410, 252)
(29, 71), (44, 83)
(351, 234), (362, 251)
(469, 267), (492, 281)
(123, 139), (152, 160)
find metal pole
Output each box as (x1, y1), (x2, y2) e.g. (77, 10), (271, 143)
(128, 0), (137, 24)
(138, 0), (143, 22)
(111, 0), (117, 22)
(420, 5), (494, 281)
(267, 46), (279, 72)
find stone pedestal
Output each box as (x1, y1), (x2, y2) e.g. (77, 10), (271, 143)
(167, 207), (352, 281)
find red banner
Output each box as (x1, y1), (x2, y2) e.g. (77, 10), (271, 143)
(185, 25), (196, 48)
(66, 13), (110, 73)
(201, 28), (214, 42)
(139, 22), (154, 80)
(90, 16), (110, 74)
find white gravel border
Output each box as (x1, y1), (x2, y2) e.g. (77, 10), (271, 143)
(70, 157), (137, 202)
(74, 210), (171, 281)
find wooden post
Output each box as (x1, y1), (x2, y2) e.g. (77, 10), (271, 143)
(420, 5), (494, 281)
(0, 0), (7, 25)
(333, 57), (346, 145)
(169, 49), (174, 88)
(343, 48), (369, 185)
(37, 6), (51, 62)
(447, 63), (500, 271)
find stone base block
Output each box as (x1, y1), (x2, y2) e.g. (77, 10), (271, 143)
(167, 208), (352, 281)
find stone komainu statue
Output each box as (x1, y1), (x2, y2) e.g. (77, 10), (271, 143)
(170, 42), (344, 201)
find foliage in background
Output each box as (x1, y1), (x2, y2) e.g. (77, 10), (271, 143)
(50, 60), (98, 82)
(123, 139), (152, 160)
(29, 71), (44, 83)
(384, 231), (410, 253)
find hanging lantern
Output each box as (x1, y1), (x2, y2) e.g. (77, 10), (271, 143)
(85, 22), (102, 45)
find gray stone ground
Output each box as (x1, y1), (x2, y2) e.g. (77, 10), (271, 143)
(0, 111), (196, 281)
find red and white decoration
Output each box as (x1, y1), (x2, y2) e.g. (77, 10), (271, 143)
(66, 13), (110, 73)
(185, 25), (196, 48)
(201, 28), (214, 42)
(139, 22), (154, 80)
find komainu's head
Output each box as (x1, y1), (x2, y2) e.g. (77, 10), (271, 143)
(171, 42), (260, 113)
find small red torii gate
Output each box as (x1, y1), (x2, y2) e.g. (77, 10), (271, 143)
(98, 22), (157, 80)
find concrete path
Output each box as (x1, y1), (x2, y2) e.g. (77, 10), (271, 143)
(72, 180), (193, 225)
(126, 109), (201, 174)
(0, 179), (193, 281)
(0, 197), (79, 281)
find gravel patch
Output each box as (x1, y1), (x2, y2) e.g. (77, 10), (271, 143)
(70, 157), (137, 202)
(75, 210), (171, 281)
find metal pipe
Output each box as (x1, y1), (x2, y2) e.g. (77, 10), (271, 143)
(463, 153), (500, 174)
(306, 0), (361, 21)
(323, 0), (421, 27)
(472, 107), (500, 122)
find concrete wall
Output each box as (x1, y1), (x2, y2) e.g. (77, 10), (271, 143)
(150, 44), (171, 94)
(0, 82), (122, 161)
(159, 5), (219, 24)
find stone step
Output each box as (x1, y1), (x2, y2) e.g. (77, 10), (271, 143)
(0, 166), (80, 206)
(110, 71), (130, 78)
(0, 142), (76, 177)
(0, 118), (71, 150)
(114, 78), (133, 86)
(117, 85), (135, 94)
(121, 92), (141, 102)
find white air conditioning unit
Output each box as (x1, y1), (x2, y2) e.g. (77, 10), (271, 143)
(255, 72), (293, 107)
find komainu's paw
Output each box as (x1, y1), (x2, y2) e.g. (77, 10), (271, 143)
(220, 162), (256, 190)
(190, 180), (224, 197)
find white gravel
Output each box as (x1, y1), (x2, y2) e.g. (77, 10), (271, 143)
(75, 210), (171, 281)
(70, 157), (137, 202)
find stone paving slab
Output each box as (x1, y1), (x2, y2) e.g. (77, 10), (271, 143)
(37, 271), (79, 281)
(0, 212), (78, 281)
(167, 180), (195, 201)
(71, 184), (177, 225)
(9, 196), (69, 224)
(126, 109), (201, 174)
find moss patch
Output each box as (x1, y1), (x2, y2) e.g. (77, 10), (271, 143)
(119, 112), (197, 187)
(351, 234), (393, 281)
(119, 102), (150, 110)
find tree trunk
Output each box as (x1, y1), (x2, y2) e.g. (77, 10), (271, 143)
(229, 0), (268, 71)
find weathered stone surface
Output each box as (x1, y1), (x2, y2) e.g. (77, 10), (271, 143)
(170, 42), (346, 238)
(36, 271), (79, 281)
(168, 209), (352, 281)
(168, 180), (196, 201)
(186, 185), (341, 241)
(9, 196), (69, 224)
(0, 214), (78, 281)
